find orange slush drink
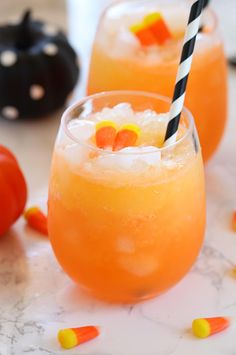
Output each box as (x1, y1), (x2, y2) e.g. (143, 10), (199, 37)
(88, 0), (227, 162)
(48, 92), (206, 303)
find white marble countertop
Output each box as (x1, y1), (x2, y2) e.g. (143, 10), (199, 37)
(0, 1), (236, 354)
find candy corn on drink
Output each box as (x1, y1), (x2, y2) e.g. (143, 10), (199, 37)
(88, 0), (227, 161)
(48, 91), (206, 303)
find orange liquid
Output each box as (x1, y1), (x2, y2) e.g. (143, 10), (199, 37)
(88, 14), (227, 162)
(48, 148), (205, 303)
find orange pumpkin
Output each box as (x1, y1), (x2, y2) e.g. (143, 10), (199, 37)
(0, 145), (27, 236)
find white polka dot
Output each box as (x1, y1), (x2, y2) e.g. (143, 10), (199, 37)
(2, 106), (19, 120)
(43, 43), (58, 56)
(29, 85), (45, 100)
(42, 24), (58, 36)
(0, 51), (17, 67)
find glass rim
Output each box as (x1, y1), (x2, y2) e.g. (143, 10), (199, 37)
(101, 0), (218, 37)
(61, 90), (195, 155)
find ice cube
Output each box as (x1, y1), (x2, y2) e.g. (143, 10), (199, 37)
(138, 146), (161, 166)
(137, 110), (168, 126)
(111, 27), (139, 58)
(57, 120), (95, 149)
(136, 112), (168, 146)
(163, 4), (188, 34)
(62, 143), (89, 166)
(95, 146), (162, 172)
(120, 146), (161, 166)
(92, 103), (135, 126)
(114, 102), (132, 114)
(68, 119), (95, 142)
(163, 159), (177, 170)
(113, 103), (135, 124)
(95, 152), (136, 171)
(92, 107), (115, 123)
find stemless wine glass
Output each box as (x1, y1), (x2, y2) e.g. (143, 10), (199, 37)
(87, 0), (227, 162)
(48, 91), (206, 303)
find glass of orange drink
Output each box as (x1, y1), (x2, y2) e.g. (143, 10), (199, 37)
(48, 91), (206, 303)
(87, 0), (227, 162)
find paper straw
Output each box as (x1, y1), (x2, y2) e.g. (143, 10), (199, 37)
(164, 0), (205, 146)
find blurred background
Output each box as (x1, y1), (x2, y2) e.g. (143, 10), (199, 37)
(0, 0), (235, 199)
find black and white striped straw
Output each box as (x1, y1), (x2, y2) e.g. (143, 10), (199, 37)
(164, 0), (205, 146)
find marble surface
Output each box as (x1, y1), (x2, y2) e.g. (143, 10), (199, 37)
(0, 0), (236, 354)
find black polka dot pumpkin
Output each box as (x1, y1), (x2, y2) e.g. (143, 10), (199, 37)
(0, 10), (80, 120)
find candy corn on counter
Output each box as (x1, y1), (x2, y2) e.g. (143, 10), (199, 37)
(88, 0), (227, 161)
(48, 92), (206, 303)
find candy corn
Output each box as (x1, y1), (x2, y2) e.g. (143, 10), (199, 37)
(95, 122), (141, 151)
(24, 206), (48, 236)
(192, 317), (230, 338)
(130, 23), (157, 47)
(130, 12), (172, 46)
(113, 124), (140, 151)
(58, 326), (99, 349)
(144, 13), (172, 45)
(95, 121), (117, 149)
(232, 211), (236, 232)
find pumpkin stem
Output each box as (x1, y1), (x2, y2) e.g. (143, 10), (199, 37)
(15, 10), (33, 50)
